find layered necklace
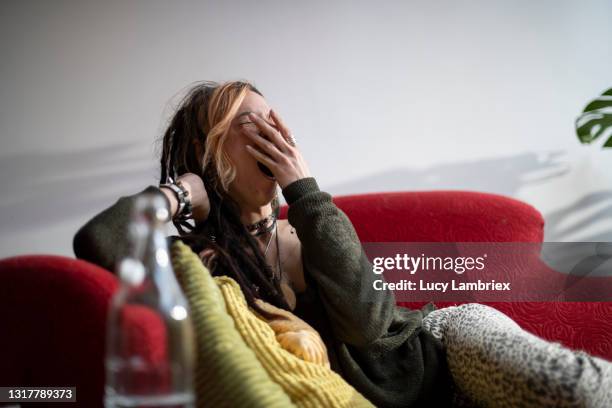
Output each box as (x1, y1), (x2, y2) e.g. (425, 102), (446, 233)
(247, 215), (295, 307)
(263, 221), (282, 283)
(245, 213), (276, 236)
(246, 214), (282, 283)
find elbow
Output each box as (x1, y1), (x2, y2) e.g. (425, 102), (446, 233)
(73, 225), (87, 259)
(73, 223), (112, 272)
(73, 224), (94, 261)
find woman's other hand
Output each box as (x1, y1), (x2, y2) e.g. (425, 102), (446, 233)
(160, 173), (210, 222)
(242, 109), (311, 189)
(276, 330), (330, 368)
(176, 173), (210, 222)
(254, 298), (330, 368)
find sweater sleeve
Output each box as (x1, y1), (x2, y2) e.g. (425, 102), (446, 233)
(73, 186), (170, 273)
(282, 177), (396, 348)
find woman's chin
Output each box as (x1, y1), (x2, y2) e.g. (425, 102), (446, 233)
(261, 182), (278, 202)
(257, 172), (278, 189)
(263, 179), (278, 198)
(249, 192), (277, 209)
(229, 173), (277, 207)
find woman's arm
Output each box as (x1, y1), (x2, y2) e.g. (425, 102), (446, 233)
(73, 186), (172, 273)
(73, 174), (209, 273)
(282, 177), (396, 348)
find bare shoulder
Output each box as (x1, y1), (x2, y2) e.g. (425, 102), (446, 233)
(278, 219), (300, 251)
(278, 219), (306, 293)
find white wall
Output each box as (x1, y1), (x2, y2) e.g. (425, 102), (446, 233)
(1, 0), (611, 258)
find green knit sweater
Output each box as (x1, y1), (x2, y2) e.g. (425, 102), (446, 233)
(73, 177), (453, 407)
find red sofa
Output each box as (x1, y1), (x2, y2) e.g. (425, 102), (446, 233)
(1, 190), (610, 407)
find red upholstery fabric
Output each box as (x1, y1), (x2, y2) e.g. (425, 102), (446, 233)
(1, 191), (609, 407)
(279, 190), (544, 243)
(0, 255), (117, 407)
(0, 256), (168, 407)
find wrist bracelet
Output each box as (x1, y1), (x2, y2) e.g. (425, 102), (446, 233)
(160, 179), (192, 220)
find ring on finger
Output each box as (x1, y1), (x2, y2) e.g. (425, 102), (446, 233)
(285, 133), (297, 147)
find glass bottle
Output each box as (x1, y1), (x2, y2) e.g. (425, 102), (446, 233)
(105, 193), (195, 408)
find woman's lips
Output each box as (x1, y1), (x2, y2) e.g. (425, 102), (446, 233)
(257, 161), (276, 180)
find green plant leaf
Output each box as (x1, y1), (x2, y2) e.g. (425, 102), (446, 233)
(576, 88), (612, 148)
(582, 98), (612, 113)
(576, 115), (612, 144)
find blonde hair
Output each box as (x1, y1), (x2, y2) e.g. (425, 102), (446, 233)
(202, 82), (254, 192)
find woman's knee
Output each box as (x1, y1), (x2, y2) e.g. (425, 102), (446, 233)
(454, 303), (521, 331)
(422, 305), (458, 340)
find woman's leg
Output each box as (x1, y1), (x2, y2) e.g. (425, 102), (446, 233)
(422, 303), (612, 408)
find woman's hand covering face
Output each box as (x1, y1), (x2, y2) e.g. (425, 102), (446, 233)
(242, 109), (311, 189)
(254, 298), (330, 368)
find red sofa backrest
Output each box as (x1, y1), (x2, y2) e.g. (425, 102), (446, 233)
(280, 190), (544, 242)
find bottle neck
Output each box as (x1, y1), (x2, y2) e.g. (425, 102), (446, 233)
(123, 220), (187, 313)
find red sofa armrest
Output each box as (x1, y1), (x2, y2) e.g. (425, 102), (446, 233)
(0, 255), (118, 407)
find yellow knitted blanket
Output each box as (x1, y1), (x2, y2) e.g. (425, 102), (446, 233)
(170, 241), (374, 408)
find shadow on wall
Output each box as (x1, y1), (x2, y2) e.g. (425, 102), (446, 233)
(541, 192), (612, 277)
(2, 146), (611, 244)
(327, 151), (570, 197)
(544, 191), (612, 242)
(327, 150), (612, 243)
(0, 142), (159, 232)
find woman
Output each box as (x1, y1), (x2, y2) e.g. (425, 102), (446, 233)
(74, 80), (612, 407)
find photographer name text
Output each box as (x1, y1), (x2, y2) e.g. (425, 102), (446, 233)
(373, 279), (511, 292)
